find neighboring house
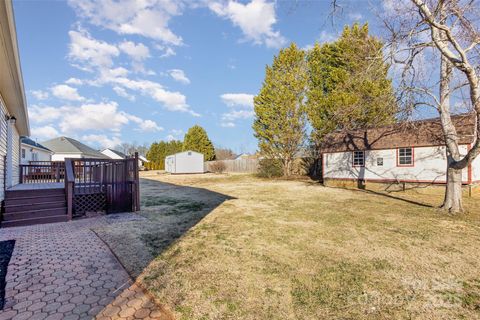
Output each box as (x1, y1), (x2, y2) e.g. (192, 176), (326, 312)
(165, 151), (204, 174)
(320, 114), (480, 185)
(20, 137), (52, 164)
(101, 148), (148, 169)
(42, 136), (107, 161)
(101, 148), (126, 160)
(138, 155), (149, 169)
(0, 0), (29, 200)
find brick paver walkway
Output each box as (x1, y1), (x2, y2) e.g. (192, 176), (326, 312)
(0, 214), (171, 320)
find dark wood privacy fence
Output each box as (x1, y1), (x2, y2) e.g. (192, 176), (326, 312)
(19, 161), (65, 183)
(65, 154), (140, 218)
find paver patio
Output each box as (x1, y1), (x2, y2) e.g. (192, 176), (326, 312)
(0, 214), (172, 320)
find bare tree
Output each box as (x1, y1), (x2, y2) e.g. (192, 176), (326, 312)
(382, 0), (480, 213)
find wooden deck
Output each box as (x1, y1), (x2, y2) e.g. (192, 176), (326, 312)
(8, 182), (64, 191)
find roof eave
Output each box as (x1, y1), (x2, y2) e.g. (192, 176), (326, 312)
(0, 1), (29, 136)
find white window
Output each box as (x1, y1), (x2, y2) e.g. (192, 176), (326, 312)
(21, 148), (26, 159)
(32, 152), (38, 161)
(353, 151), (365, 167)
(398, 147), (413, 166)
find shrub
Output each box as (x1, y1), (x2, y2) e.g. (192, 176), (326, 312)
(257, 158), (283, 178)
(210, 161), (227, 173)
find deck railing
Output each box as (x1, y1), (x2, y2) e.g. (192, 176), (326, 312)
(19, 161), (65, 183)
(20, 155), (140, 219)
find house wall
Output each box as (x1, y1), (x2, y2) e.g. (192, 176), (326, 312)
(11, 125), (19, 185)
(20, 145), (52, 164)
(471, 150), (480, 183)
(0, 98), (7, 201)
(323, 145), (470, 184)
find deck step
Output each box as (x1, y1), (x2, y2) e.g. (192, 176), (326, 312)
(5, 195), (66, 206)
(5, 188), (65, 199)
(4, 200), (66, 213)
(1, 215), (68, 228)
(2, 207), (67, 221)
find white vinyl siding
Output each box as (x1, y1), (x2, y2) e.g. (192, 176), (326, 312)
(11, 125), (19, 185)
(20, 144), (52, 165)
(0, 98), (7, 201)
(323, 145), (470, 183)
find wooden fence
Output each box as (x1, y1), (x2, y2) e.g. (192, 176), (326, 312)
(205, 159), (259, 173)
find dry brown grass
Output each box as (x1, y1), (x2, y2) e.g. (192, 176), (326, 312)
(97, 171), (480, 319)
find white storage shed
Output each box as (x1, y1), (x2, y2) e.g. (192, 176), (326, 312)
(165, 151), (204, 174)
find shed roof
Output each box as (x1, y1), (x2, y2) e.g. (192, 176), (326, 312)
(319, 114), (476, 153)
(42, 136), (106, 158)
(21, 136), (51, 152)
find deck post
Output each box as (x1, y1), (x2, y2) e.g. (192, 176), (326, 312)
(134, 152), (140, 211)
(64, 159), (75, 221)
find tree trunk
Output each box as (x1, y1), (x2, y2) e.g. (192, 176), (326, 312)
(441, 162), (464, 213)
(283, 159), (292, 177)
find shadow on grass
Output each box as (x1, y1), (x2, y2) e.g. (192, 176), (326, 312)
(324, 184), (435, 208)
(93, 176), (235, 279)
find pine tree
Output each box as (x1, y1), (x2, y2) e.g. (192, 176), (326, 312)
(306, 23), (396, 142)
(253, 43), (307, 176)
(146, 140), (183, 170)
(183, 125), (215, 161)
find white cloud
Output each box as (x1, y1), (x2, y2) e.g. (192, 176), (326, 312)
(82, 134), (122, 149)
(105, 76), (199, 116)
(68, 29), (120, 70)
(209, 0), (286, 48)
(51, 84), (85, 101)
(31, 126), (59, 140)
(138, 119), (164, 132)
(65, 30), (196, 115)
(60, 101), (129, 133)
(168, 69), (190, 84)
(68, 0), (184, 45)
(30, 101), (162, 136)
(119, 40), (150, 61)
(65, 77), (84, 85)
(220, 93), (254, 107)
(159, 46), (176, 58)
(219, 93), (255, 127)
(28, 105), (65, 123)
(31, 90), (49, 100)
(113, 86), (135, 101)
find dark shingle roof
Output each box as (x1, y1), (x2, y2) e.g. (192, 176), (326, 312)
(41, 136), (106, 158)
(319, 114), (476, 153)
(20, 137), (52, 152)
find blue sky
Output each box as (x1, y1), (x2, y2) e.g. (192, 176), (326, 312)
(13, 0), (381, 153)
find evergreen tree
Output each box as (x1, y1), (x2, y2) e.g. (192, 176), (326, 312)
(253, 43), (307, 176)
(306, 23), (396, 142)
(183, 125), (215, 161)
(146, 140), (183, 170)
